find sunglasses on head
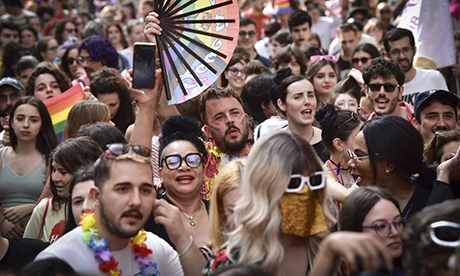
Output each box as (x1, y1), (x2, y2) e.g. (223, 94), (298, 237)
(352, 57), (370, 64)
(367, 82), (400, 93)
(309, 55), (337, 65)
(286, 171), (326, 193)
(427, 221), (460, 248)
(106, 143), (151, 157)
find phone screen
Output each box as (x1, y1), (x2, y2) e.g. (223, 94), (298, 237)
(133, 43), (156, 89)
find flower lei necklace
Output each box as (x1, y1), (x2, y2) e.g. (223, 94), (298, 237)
(79, 211), (160, 276)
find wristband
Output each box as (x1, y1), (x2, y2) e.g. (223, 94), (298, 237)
(178, 236), (194, 257)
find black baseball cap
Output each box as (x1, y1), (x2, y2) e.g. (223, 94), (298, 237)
(414, 89), (460, 118)
(0, 77), (24, 91)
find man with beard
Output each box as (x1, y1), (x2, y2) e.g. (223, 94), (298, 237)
(35, 148), (201, 275)
(200, 87), (250, 198)
(0, 77), (23, 146)
(411, 89), (459, 143)
(363, 56), (413, 121)
(383, 28), (448, 106)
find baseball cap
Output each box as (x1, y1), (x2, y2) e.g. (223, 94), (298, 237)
(0, 77), (24, 91)
(414, 89), (460, 117)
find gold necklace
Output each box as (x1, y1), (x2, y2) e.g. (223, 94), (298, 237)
(181, 203), (204, 229)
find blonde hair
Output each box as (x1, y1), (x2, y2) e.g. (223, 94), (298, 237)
(209, 158), (246, 250)
(63, 100), (110, 140)
(227, 131), (334, 275)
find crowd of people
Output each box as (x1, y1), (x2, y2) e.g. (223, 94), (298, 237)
(0, 0), (460, 275)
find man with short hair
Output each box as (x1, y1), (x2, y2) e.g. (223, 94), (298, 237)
(411, 89), (460, 143)
(383, 28), (448, 106)
(363, 56), (414, 121)
(288, 9), (312, 49)
(0, 77), (24, 146)
(15, 55), (39, 88)
(243, 0), (271, 41)
(335, 23), (359, 75)
(35, 149), (185, 275)
(0, 21), (20, 67)
(237, 18), (271, 67)
(200, 87), (251, 196)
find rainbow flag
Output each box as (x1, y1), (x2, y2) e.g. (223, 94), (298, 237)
(44, 83), (85, 142)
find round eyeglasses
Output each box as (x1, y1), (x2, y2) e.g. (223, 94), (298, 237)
(362, 219), (405, 238)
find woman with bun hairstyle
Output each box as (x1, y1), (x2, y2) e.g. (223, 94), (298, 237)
(276, 67), (329, 162)
(316, 104), (365, 189)
(145, 116), (210, 254)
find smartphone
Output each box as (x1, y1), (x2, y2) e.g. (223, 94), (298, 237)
(133, 42), (157, 89)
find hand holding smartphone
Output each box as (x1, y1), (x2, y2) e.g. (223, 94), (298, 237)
(132, 42), (157, 89)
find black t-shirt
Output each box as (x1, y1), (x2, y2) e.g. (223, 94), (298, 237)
(0, 238), (49, 272)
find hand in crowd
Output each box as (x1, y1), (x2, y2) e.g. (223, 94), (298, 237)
(153, 199), (187, 240)
(311, 232), (393, 275)
(3, 204), (33, 224)
(2, 124), (10, 147)
(2, 219), (24, 238)
(144, 12), (162, 42)
(347, 68), (365, 87)
(127, 68), (163, 107)
(452, 63), (460, 77)
(83, 86), (97, 101)
(436, 145), (460, 184)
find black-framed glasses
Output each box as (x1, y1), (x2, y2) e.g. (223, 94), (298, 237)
(352, 57), (370, 64)
(106, 143), (151, 157)
(286, 171), (326, 193)
(367, 82), (400, 93)
(161, 153), (203, 170)
(238, 30), (256, 38)
(427, 221), (460, 248)
(338, 112), (358, 129)
(363, 219), (405, 238)
(77, 56), (93, 65)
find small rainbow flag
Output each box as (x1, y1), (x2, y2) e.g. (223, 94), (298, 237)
(44, 83), (85, 142)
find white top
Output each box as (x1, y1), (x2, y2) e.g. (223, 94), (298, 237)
(311, 15), (342, 51)
(23, 198), (66, 243)
(254, 38), (274, 60)
(254, 116), (289, 142)
(402, 67), (449, 106)
(36, 226), (184, 276)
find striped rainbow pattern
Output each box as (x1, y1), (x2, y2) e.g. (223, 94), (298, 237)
(44, 83), (85, 142)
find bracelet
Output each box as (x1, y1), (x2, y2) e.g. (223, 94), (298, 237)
(178, 235), (194, 257)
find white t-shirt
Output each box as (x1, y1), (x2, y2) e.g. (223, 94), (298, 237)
(36, 226), (184, 276)
(311, 15), (342, 51)
(402, 67), (449, 106)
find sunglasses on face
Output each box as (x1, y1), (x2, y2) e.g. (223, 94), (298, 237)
(367, 82), (400, 93)
(106, 143), (151, 157)
(352, 57), (370, 64)
(67, 57), (78, 65)
(238, 30), (256, 38)
(428, 221), (460, 248)
(65, 28), (78, 34)
(286, 171), (326, 193)
(161, 153), (203, 170)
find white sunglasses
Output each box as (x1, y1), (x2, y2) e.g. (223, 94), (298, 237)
(286, 171), (326, 193)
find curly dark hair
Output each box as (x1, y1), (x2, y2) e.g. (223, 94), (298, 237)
(79, 35), (119, 70)
(25, 62), (72, 96)
(90, 67), (135, 134)
(363, 56), (405, 86)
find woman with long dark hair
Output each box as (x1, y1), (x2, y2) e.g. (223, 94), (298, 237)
(0, 96), (58, 238)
